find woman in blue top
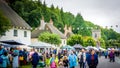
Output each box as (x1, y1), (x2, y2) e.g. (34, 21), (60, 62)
(12, 47), (19, 68)
(104, 51), (108, 59)
(0, 52), (9, 68)
(68, 51), (77, 68)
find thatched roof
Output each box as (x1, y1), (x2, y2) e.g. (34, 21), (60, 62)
(46, 23), (66, 39)
(31, 29), (44, 38)
(0, 0), (31, 29)
(31, 23), (66, 39)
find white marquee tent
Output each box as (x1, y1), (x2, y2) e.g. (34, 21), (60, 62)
(29, 42), (54, 48)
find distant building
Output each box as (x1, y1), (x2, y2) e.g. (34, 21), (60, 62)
(92, 29), (101, 41)
(92, 29), (101, 48)
(0, 0), (31, 45)
(31, 17), (67, 46)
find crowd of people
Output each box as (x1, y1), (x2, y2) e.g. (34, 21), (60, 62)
(0, 44), (120, 68)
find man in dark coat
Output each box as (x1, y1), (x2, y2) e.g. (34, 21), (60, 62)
(87, 49), (98, 68)
(31, 51), (39, 68)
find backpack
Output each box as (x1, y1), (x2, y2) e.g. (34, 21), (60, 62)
(0, 56), (3, 64)
(19, 56), (24, 61)
(51, 61), (56, 68)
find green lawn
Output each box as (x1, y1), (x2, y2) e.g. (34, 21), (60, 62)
(22, 65), (31, 68)
(8, 65), (32, 68)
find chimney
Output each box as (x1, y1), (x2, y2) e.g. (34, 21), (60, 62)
(64, 25), (68, 36)
(39, 16), (46, 30)
(68, 26), (72, 32)
(49, 18), (53, 25)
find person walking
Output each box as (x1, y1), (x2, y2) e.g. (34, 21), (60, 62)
(0, 46), (6, 56)
(87, 49), (98, 68)
(78, 48), (86, 68)
(0, 52), (10, 68)
(31, 50), (40, 68)
(104, 51), (108, 59)
(50, 54), (57, 68)
(68, 51), (77, 68)
(109, 48), (115, 62)
(63, 56), (69, 68)
(12, 47), (19, 68)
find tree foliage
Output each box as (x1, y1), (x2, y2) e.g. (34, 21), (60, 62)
(0, 11), (11, 35)
(84, 37), (96, 46)
(67, 34), (83, 46)
(98, 38), (106, 48)
(38, 32), (61, 45)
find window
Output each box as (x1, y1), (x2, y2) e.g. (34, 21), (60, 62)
(64, 40), (66, 44)
(95, 33), (97, 38)
(13, 30), (18, 36)
(24, 31), (27, 37)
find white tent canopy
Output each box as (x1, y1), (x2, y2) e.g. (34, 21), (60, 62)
(19, 45), (32, 50)
(86, 46), (99, 51)
(99, 47), (106, 51)
(29, 42), (54, 48)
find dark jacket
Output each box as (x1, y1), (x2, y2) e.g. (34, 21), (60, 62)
(87, 54), (98, 66)
(63, 59), (69, 67)
(31, 52), (39, 65)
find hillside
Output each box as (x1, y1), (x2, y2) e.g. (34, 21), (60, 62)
(7, 0), (120, 41)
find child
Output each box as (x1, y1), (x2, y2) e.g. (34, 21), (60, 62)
(59, 59), (63, 68)
(50, 54), (57, 68)
(38, 57), (46, 68)
(63, 56), (69, 68)
(45, 57), (50, 68)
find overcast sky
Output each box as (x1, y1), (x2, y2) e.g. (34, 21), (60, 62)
(41, 0), (120, 33)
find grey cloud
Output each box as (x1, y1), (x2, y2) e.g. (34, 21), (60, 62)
(44, 0), (120, 33)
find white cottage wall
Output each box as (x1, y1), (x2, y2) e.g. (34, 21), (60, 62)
(0, 28), (31, 45)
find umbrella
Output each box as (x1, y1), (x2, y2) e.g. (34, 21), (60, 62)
(0, 40), (24, 47)
(92, 47), (99, 51)
(86, 46), (99, 51)
(86, 46), (93, 50)
(0, 40), (24, 45)
(73, 44), (83, 49)
(19, 45), (32, 50)
(61, 45), (74, 50)
(0, 43), (21, 47)
(100, 47), (106, 51)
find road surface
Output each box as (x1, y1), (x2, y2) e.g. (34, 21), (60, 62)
(76, 56), (120, 68)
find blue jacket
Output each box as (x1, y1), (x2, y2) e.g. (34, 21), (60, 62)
(0, 55), (9, 67)
(87, 54), (98, 66)
(104, 51), (108, 56)
(0, 49), (5, 56)
(32, 52), (39, 65)
(68, 54), (77, 67)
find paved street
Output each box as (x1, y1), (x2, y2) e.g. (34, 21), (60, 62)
(76, 56), (120, 68)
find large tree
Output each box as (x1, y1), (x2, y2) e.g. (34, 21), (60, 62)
(38, 32), (61, 45)
(0, 11), (11, 35)
(98, 38), (106, 48)
(84, 37), (96, 46)
(67, 34), (83, 46)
